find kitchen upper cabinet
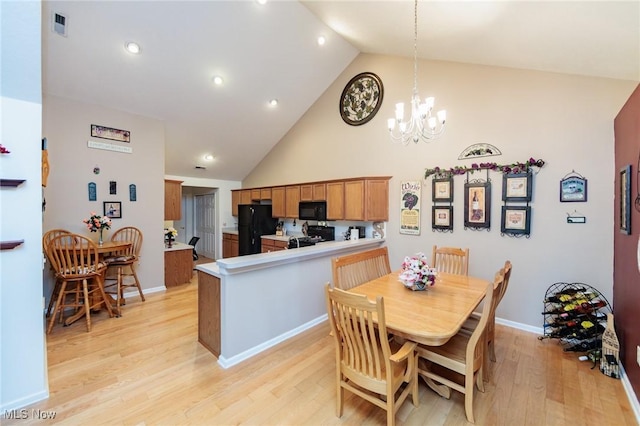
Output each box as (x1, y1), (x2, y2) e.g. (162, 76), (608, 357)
(251, 189), (261, 201)
(260, 188), (272, 200)
(365, 178), (389, 221)
(164, 179), (183, 220)
(285, 185), (300, 218)
(240, 190), (252, 205)
(301, 184), (326, 201)
(344, 180), (365, 221)
(326, 181), (344, 220)
(231, 190), (240, 216)
(271, 187), (286, 218)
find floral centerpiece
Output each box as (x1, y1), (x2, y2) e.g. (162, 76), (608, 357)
(398, 252), (437, 291)
(83, 212), (112, 246)
(165, 227), (178, 247)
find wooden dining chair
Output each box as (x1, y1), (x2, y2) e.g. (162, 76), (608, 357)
(416, 268), (503, 424)
(325, 284), (419, 426)
(43, 229), (76, 317)
(431, 245), (469, 275)
(46, 234), (113, 333)
(331, 246), (391, 290)
(103, 226), (144, 308)
(463, 260), (513, 365)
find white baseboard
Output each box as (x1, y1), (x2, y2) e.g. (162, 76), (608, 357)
(217, 314), (328, 369)
(497, 316), (640, 423)
(0, 389), (49, 414)
(123, 285), (166, 298)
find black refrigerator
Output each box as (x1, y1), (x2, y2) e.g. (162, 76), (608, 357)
(237, 204), (278, 256)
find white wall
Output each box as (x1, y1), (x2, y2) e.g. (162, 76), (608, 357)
(43, 95), (166, 297)
(245, 53), (638, 329)
(0, 1), (48, 411)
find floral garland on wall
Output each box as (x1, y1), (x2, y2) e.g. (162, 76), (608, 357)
(424, 157), (546, 179)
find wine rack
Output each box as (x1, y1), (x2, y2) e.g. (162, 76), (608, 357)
(540, 282), (612, 356)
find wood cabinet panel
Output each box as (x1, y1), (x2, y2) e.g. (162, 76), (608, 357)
(285, 186), (300, 218)
(231, 190), (240, 216)
(260, 188), (272, 200)
(300, 185), (313, 201)
(313, 184), (326, 201)
(251, 189), (261, 201)
(261, 239), (288, 253)
(365, 179), (389, 221)
(344, 180), (365, 221)
(198, 271), (220, 357)
(271, 187), (286, 218)
(164, 249), (193, 287)
(326, 182), (344, 220)
(164, 180), (183, 220)
(222, 233), (239, 258)
(240, 190), (252, 205)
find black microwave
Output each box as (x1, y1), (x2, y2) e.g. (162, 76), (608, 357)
(298, 201), (327, 221)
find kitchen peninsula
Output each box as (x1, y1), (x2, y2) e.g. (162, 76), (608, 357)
(196, 237), (385, 368)
(164, 242), (194, 287)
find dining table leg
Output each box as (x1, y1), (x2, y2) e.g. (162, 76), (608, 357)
(418, 358), (452, 399)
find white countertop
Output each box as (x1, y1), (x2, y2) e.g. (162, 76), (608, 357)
(221, 228), (238, 235)
(261, 234), (291, 242)
(196, 237), (385, 277)
(164, 242), (194, 252)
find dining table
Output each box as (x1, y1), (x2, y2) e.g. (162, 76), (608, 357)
(349, 270), (490, 346)
(348, 270), (490, 398)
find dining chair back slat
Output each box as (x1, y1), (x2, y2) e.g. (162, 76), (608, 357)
(431, 245), (469, 275)
(332, 247), (391, 290)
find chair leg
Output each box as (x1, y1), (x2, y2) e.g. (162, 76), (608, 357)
(129, 265), (145, 302)
(336, 374), (344, 417)
(47, 282), (67, 334)
(411, 354), (419, 406)
(82, 279), (92, 332)
(46, 279), (62, 318)
(115, 267), (122, 317)
(465, 373), (476, 424)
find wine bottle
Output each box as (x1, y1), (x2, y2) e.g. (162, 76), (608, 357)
(544, 291), (597, 303)
(553, 286), (587, 296)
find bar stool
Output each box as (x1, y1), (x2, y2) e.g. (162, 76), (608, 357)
(103, 226), (144, 309)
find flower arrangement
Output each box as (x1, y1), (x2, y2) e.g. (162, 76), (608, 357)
(424, 157), (546, 179)
(398, 252), (437, 291)
(165, 227), (178, 241)
(83, 212), (112, 232)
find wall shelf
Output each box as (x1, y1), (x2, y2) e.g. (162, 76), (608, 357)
(1, 240), (24, 250)
(1, 179), (26, 187)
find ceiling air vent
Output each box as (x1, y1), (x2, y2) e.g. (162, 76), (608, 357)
(52, 12), (67, 37)
(195, 166), (207, 170)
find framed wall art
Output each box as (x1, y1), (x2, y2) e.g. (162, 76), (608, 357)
(620, 165), (631, 235)
(501, 206), (531, 235)
(339, 72), (384, 126)
(432, 206), (453, 231)
(91, 124), (131, 143)
(432, 177), (453, 202)
(560, 171), (587, 202)
(502, 171), (532, 202)
(464, 182), (491, 229)
(400, 180), (421, 235)
(104, 201), (122, 219)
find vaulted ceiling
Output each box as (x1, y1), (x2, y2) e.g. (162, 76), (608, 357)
(42, 1), (640, 181)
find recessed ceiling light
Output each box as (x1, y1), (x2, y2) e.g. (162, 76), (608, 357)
(125, 42), (141, 54)
(256, 0), (267, 4)
(269, 99), (278, 107)
(212, 76), (223, 85)
(317, 36), (326, 46)
(204, 154), (214, 161)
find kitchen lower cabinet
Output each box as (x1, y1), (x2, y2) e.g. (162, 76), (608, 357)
(165, 247), (193, 287)
(222, 233), (239, 258)
(261, 238), (288, 253)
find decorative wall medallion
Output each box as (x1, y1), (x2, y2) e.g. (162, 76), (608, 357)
(458, 143), (502, 160)
(339, 72), (384, 126)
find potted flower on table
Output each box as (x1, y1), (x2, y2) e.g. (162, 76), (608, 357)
(398, 252), (437, 291)
(83, 212), (112, 246)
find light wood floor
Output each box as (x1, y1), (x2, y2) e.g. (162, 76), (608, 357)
(7, 267), (637, 425)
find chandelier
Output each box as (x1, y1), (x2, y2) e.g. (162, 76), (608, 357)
(388, 0), (446, 145)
